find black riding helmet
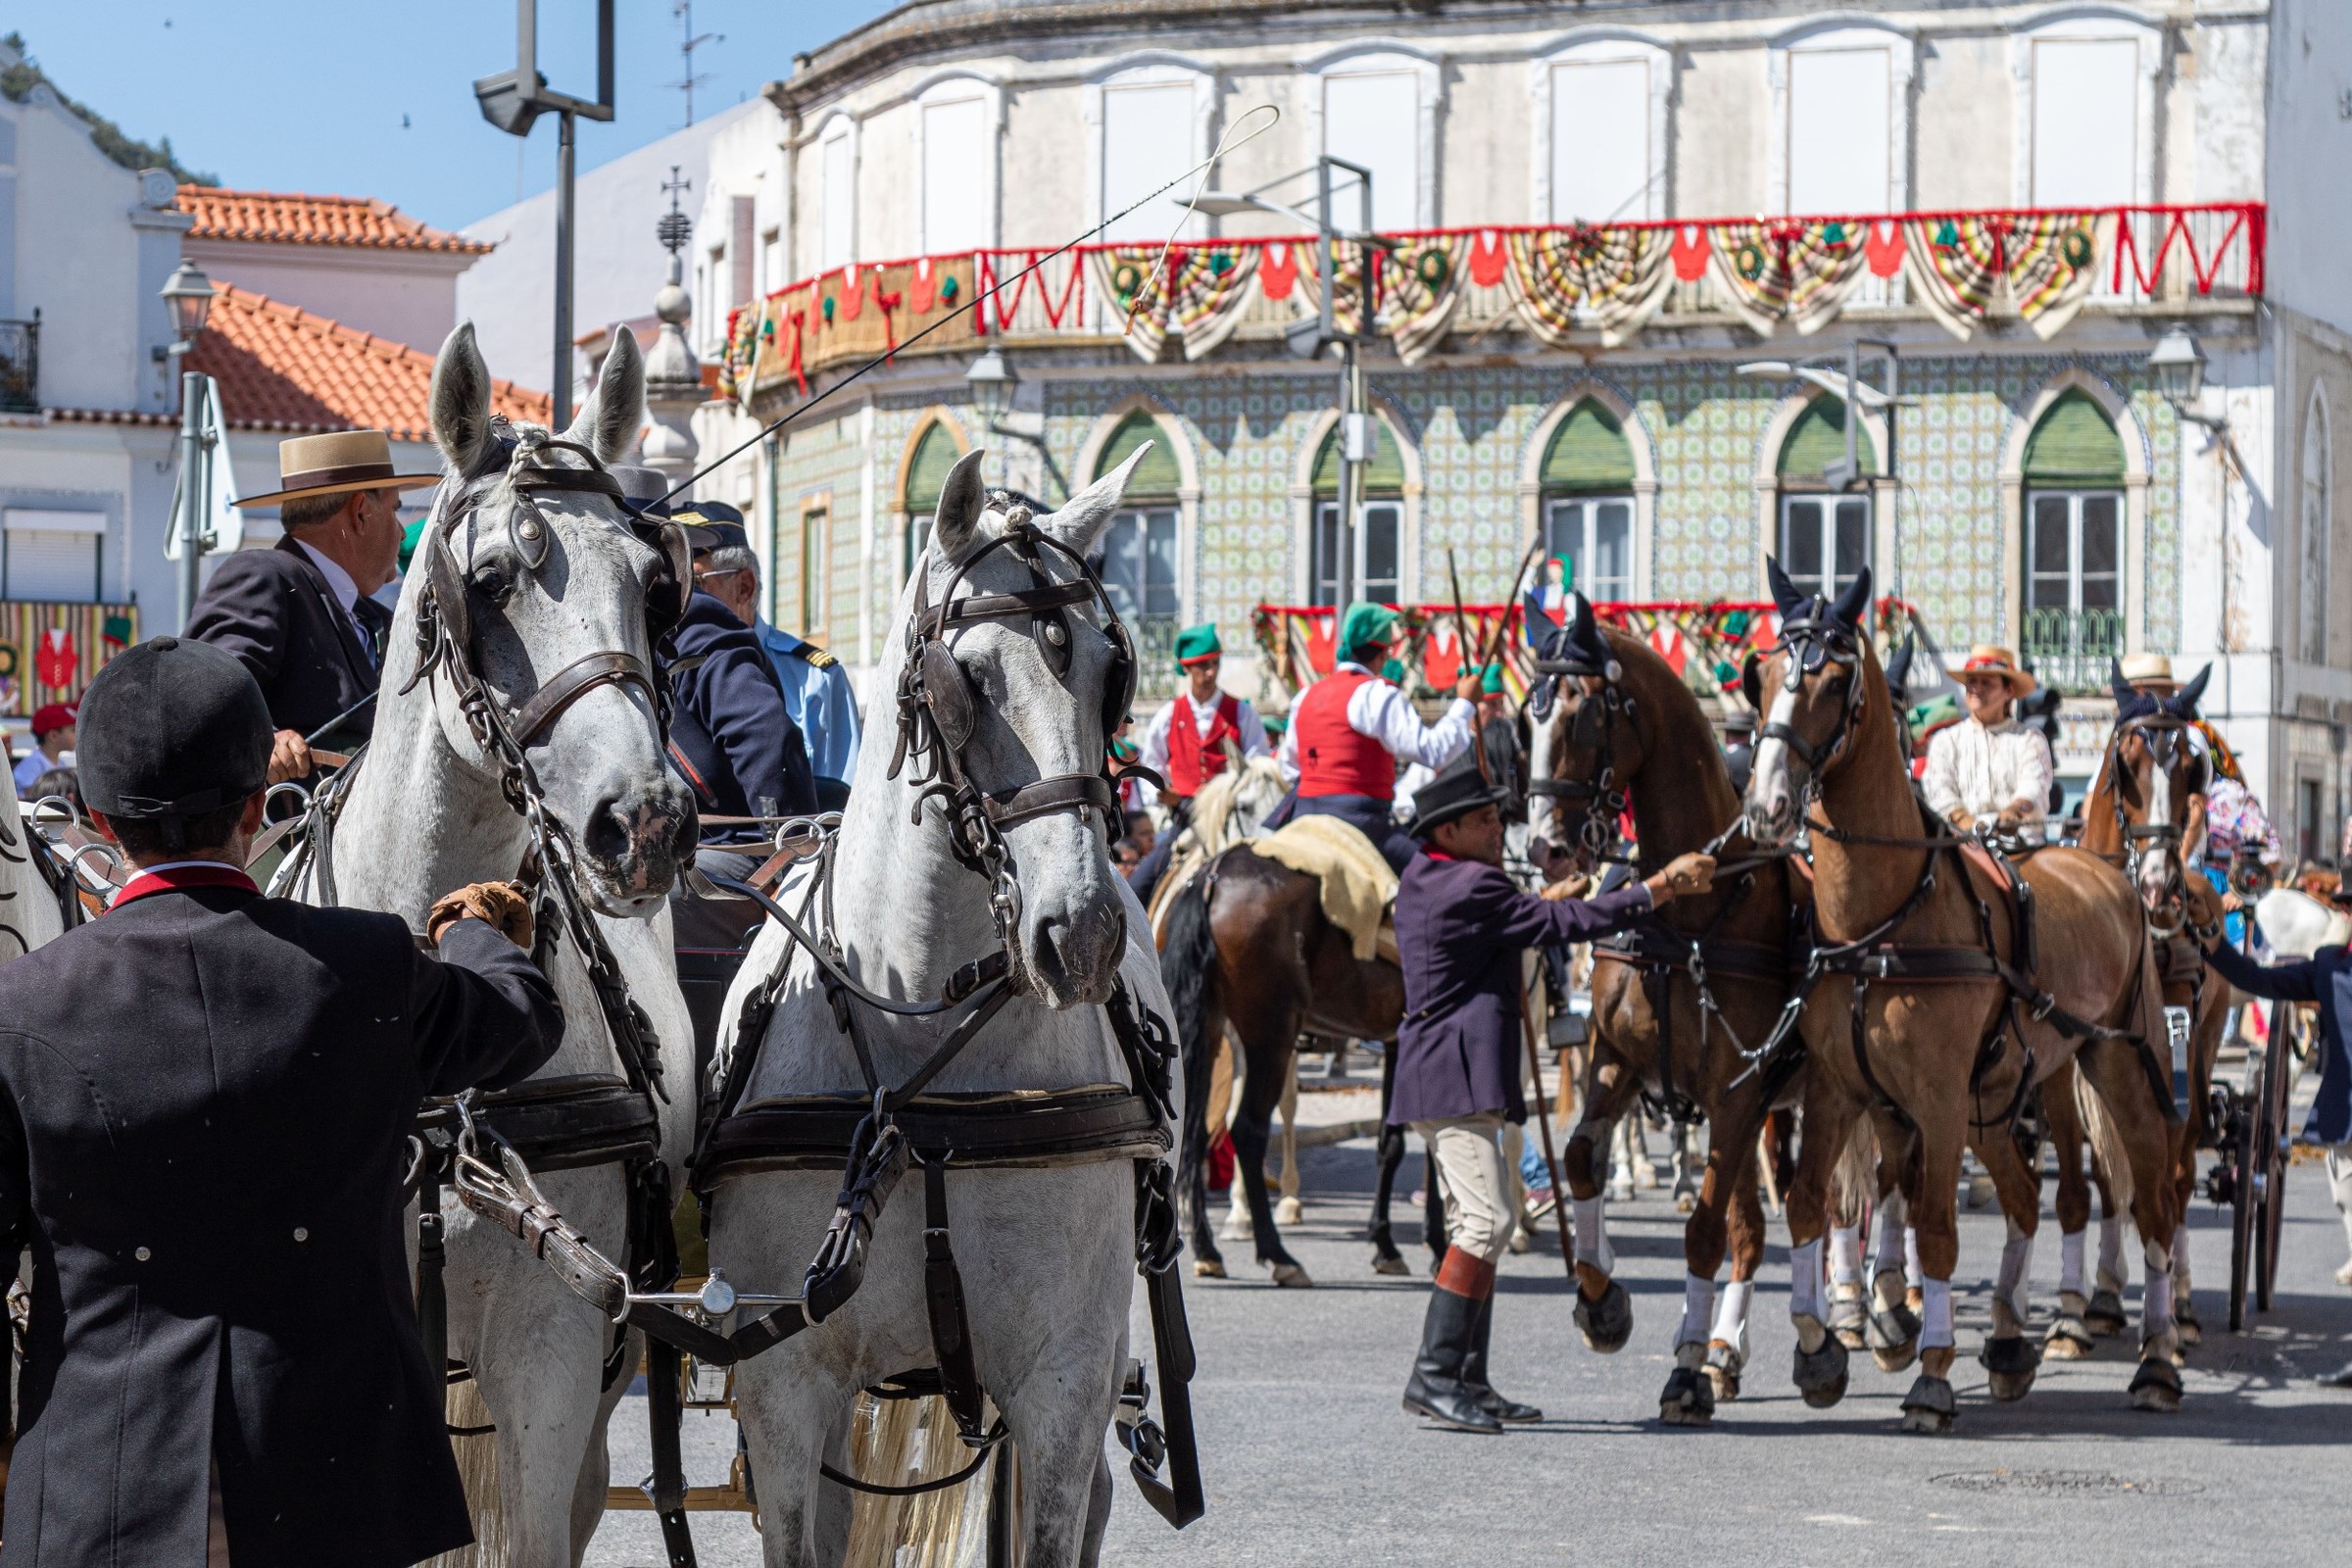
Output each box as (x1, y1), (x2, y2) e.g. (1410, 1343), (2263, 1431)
(78, 636), (272, 820)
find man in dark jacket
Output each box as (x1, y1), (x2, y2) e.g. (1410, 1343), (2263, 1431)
(0, 636), (564, 1567)
(188, 429), (438, 781)
(1391, 749), (1713, 1432)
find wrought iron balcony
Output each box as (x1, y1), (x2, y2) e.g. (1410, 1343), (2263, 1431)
(0, 316), (37, 415)
(2022, 607), (2126, 695)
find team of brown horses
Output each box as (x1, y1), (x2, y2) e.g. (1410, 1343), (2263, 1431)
(1157, 559), (2228, 1431)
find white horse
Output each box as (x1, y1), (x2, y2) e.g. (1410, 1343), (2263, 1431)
(0, 763), (68, 964)
(292, 324), (700, 1566)
(709, 445), (1182, 1566)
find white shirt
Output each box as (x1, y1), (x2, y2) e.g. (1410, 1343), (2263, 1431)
(1137, 689), (1269, 780)
(1275, 662), (1476, 785)
(294, 538), (361, 619)
(1920, 715), (2055, 826)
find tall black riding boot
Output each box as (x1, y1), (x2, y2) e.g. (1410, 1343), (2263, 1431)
(1461, 1296), (1543, 1423)
(1402, 1254), (1502, 1434)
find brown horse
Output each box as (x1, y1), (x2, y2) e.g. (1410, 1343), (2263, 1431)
(1528, 598), (1825, 1424)
(1158, 850), (1405, 1285)
(1743, 561), (2182, 1429)
(2045, 663), (2229, 1357)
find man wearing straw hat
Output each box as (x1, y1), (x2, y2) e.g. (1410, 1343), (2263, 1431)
(1919, 644), (2056, 840)
(186, 429), (438, 783)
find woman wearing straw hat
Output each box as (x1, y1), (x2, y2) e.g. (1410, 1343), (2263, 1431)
(1920, 644), (2056, 839)
(185, 430), (438, 783)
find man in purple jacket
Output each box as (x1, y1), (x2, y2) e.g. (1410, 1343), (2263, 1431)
(1392, 749), (1713, 1432)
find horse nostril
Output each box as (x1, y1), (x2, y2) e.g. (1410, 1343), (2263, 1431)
(582, 793), (634, 866)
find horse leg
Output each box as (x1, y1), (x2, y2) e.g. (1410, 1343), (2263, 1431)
(2076, 1035), (2187, 1410)
(2087, 1165), (2129, 1337)
(1972, 1126), (2046, 1402)
(1368, 1044), (1411, 1274)
(1275, 1053), (1303, 1227)
(1825, 1122), (1874, 1352)
(1562, 1046), (1642, 1351)
(1783, 1070), (1856, 1410)
(1229, 1011), (1311, 1286)
(2041, 1062), (2096, 1359)
(1220, 1033), (1255, 1245)
(1188, 1016), (1234, 1278)
(1866, 1182), (1923, 1373)
(1661, 1084), (1767, 1424)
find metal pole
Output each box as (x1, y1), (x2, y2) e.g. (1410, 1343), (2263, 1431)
(176, 368), (204, 629)
(554, 108), (576, 430)
(1339, 341), (1359, 609)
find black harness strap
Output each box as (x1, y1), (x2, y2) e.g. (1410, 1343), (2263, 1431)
(920, 1161), (992, 1446)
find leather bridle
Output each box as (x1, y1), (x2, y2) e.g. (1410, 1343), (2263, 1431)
(1525, 629), (1633, 863)
(2104, 710), (2204, 934)
(1756, 601), (1871, 805)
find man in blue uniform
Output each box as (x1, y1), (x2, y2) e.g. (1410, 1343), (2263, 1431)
(0, 636), (563, 1565)
(1391, 749), (1714, 1432)
(678, 501), (863, 808)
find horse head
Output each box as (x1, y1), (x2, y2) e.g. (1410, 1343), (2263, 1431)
(1744, 559), (1875, 846)
(906, 443), (1151, 1007)
(2108, 710), (2210, 925)
(418, 322), (697, 917)
(1525, 590), (1644, 869)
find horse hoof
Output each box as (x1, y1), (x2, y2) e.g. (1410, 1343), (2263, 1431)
(1675, 1192), (1697, 1215)
(1218, 1216), (1253, 1242)
(1574, 1280), (1634, 1353)
(1704, 1341), (1744, 1402)
(1981, 1336), (2042, 1402)
(1793, 1335), (1849, 1409)
(2085, 1289), (2127, 1336)
(2043, 1314), (2094, 1360)
(2176, 1303), (2203, 1347)
(1193, 1257), (1227, 1279)
(1370, 1250), (1411, 1277)
(1269, 1260), (1314, 1288)
(1828, 1286), (1868, 1350)
(2129, 1356), (2183, 1413)
(1899, 1375), (1958, 1434)
(1865, 1298), (1922, 1374)
(1659, 1366), (1715, 1426)
(1275, 1197), (1303, 1226)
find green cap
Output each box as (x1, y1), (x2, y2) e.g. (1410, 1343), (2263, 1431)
(1173, 622), (1222, 667)
(400, 516), (428, 573)
(1339, 601), (1400, 662)
(1480, 662), (1507, 695)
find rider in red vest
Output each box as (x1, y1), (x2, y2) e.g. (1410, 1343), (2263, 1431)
(1274, 601), (1480, 870)
(1127, 624), (1269, 902)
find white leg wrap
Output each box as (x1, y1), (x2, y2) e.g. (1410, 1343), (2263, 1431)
(1570, 1195), (1614, 1274)
(1995, 1222), (2034, 1326)
(1920, 1277), (1956, 1350)
(1788, 1239), (1824, 1322)
(2060, 1229), (2087, 1298)
(1677, 1272), (1716, 1348)
(1829, 1224), (1863, 1287)
(1903, 1226), (1924, 1291)
(2097, 1213), (2126, 1290)
(1712, 1279), (1754, 1348)
(2171, 1224), (2192, 1296)
(2142, 1253), (2176, 1341)
(1873, 1195), (1908, 1273)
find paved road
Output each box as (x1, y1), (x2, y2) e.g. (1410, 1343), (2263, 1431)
(588, 1122), (2352, 1566)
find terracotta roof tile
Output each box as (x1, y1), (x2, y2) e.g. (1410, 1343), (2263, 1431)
(175, 186), (492, 254)
(186, 284), (551, 443)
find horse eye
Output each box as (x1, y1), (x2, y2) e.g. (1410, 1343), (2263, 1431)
(469, 564), (514, 604)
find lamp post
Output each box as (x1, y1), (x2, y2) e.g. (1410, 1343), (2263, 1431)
(160, 257), (216, 628)
(2148, 321), (2245, 704)
(1738, 344), (1913, 606)
(962, 347), (1068, 503)
(475, 0), (615, 428)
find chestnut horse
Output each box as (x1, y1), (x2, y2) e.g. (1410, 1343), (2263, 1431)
(2045, 662), (2229, 1357)
(1743, 562), (2181, 1429)
(1528, 596), (1815, 1424)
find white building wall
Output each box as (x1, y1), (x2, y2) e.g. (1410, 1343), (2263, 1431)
(182, 241), (470, 355)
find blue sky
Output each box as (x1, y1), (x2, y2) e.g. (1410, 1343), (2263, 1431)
(6, 1), (896, 230)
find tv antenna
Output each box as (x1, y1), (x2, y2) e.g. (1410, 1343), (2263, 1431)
(672, 1), (722, 127)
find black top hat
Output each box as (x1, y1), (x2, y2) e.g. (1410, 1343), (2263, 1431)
(612, 466), (675, 519)
(1408, 747), (1512, 839)
(78, 637), (272, 818)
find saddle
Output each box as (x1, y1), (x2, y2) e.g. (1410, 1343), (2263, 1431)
(1247, 814), (1398, 962)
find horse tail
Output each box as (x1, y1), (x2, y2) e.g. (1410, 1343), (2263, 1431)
(426, 1381), (506, 1567)
(2075, 1064), (2135, 1227)
(1159, 863), (1222, 1202)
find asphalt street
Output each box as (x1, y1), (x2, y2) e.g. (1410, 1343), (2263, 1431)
(588, 1116), (2352, 1567)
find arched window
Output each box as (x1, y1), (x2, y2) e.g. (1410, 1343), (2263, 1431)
(1310, 420), (1406, 606)
(903, 421), (961, 576)
(1093, 414), (1184, 671)
(1539, 401), (1637, 603)
(1776, 398), (1878, 600)
(2020, 390), (2125, 681)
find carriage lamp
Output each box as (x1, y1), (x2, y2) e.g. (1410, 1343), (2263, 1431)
(965, 348), (1015, 425)
(160, 258), (215, 350)
(2148, 322), (2221, 429)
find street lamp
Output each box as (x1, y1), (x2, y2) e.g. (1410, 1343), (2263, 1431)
(1738, 340), (1913, 604)
(161, 257), (216, 627)
(2148, 321), (2221, 428)
(964, 347), (1015, 425)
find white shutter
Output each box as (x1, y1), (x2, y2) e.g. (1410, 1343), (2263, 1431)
(820, 127), (855, 270)
(3, 528), (101, 602)
(1788, 48), (1890, 214)
(1101, 82), (1197, 243)
(1550, 59), (1651, 223)
(1322, 72), (1417, 232)
(922, 96), (990, 253)
(2033, 38), (2137, 208)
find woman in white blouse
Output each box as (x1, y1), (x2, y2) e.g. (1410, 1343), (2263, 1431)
(1920, 645), (2055, 836)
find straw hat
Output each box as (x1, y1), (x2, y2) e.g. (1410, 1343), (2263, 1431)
(2119, 652), (2176, 690)
(231, 429), (440, 510)
(1959, 644), (2036, 697)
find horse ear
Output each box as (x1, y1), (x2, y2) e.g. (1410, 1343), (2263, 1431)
(1037, 441), (1143, 558)
(1766, 557), (1807, 616)
(1739, 650), (1763, 712)
(929, 448), (990, 560)
(1885, 633), (1914, 696)
(564, 327), (645, 465)
(2173, 662), (2213, 715)
(430, 322), (498, 476)
(1829, 564), (1873, 629)
(2110, 657), (2137, 711)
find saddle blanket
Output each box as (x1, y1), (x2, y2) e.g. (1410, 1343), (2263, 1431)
(1249, 813), (1398, 961)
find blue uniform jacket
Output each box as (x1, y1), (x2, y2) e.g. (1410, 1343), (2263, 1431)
(2203, 938), (2352, 1146)
(666, 592), (816, 827)
(755, 618), (862, 785)
(1388, 851), (1654, 1126)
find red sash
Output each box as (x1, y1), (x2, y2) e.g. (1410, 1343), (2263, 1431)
(111, 861), (260, 911)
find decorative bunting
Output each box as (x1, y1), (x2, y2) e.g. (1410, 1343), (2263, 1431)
(1088, 243), (1259, 363)
(1381, 235), (1469, 366)
(1706, 220), (1869, 337)
(0, 602), (136, 717)
(1903, 213), (2103, 341)
(1503, 225), (1677, 348)
(1467, 229), (1509, 289)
